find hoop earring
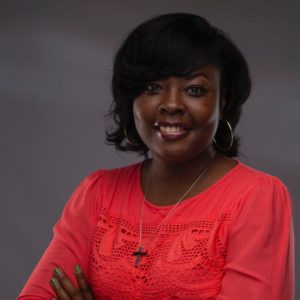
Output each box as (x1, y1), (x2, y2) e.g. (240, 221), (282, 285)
(213, 119), (234, 151)
(124, 128), (139, 146)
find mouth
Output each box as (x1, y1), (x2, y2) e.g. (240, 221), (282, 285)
(160, 125), (185, 133)
(153, 121), (191, 140)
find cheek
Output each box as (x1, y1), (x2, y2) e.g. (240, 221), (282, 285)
(190, 99), (220, 145)
(192, 99), (220, 126)
(132, 97), (151, 120)
(207, 105), (220, 126)
(132, 100), (152, 139)
(204, 106), (220, 138)
(133, 101), (144, 131)
(132, 101), (141, 121)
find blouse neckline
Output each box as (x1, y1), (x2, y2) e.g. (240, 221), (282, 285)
(136, 158), (242, 210)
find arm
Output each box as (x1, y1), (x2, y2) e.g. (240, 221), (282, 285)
(217, 177), (294, 300)
(18, 170), (105, 300)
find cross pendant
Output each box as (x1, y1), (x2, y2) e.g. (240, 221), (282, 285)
(133, 246), (147, 268)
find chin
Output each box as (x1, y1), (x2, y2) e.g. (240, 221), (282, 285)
(151, 143), (213, 163)
(154, 149), (200, 163)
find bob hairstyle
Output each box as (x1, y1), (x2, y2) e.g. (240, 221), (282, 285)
(106, 13), (251, 157)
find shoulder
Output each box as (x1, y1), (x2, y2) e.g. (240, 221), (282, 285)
(227, 162), (294, 239)
(79, 162), (142, 201)
(233, 160), (290, 193)
(82, 162), (141, 184)
(231, 161), (293, 213)
(103, 162), (142, 180)
(64, 162), (142, 215)
(83, 162), (143, 212)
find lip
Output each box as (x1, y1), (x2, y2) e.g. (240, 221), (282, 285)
(153, 121), (191, 140)
(153, 121), (192, 130)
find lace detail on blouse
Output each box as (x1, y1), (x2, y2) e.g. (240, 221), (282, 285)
(88, 207), (231, 299)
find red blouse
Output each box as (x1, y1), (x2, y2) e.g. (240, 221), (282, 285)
(18, 161), (294, 299)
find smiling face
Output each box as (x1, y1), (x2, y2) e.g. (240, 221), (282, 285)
(133, 64), (224, 162)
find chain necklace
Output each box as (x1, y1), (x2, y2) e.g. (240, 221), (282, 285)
(132, 154), (216, 268)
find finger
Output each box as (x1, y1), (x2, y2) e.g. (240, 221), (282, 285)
(53, 267), (83, 300)
(49, 277), (71, 300)
(74, 265), (95, 300)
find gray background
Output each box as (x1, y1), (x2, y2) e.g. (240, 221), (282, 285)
(1, 1), (299, 299)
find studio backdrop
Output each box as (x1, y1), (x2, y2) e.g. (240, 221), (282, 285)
(0, 1), (299, 299)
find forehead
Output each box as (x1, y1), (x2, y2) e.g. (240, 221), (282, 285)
(186, 65), (220, 81)
(163, 64), (221, 84)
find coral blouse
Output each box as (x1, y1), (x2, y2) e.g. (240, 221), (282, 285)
(18, 161), (294, 299)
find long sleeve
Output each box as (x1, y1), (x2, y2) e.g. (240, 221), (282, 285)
(217, 176), (294, 300)
(18, 170), (105, 300)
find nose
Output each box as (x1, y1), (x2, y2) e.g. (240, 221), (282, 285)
(158, 90), (185, 115)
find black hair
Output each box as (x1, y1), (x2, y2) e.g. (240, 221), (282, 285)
(106, 13), (251, 157)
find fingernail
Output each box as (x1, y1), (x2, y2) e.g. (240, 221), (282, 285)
(74, 264), (81, 274)
(54, 267), (63, 276)
(50, 277), (59, 288)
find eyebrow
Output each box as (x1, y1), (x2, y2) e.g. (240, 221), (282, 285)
(184, 72), (210, 81)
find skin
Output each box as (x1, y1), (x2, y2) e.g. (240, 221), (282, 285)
(134, 64), (237, 205)
(49, 265), (95, 300)
(50, 64), (238, 297)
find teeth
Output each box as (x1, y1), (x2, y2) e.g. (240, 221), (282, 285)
(160, 126), (183, 133)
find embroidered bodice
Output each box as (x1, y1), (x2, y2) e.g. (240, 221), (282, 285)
(89, 207), (230, 299)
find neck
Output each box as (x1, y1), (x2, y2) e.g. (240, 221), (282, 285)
(143, 148), (217, 205)
(152, 148), (215, 179)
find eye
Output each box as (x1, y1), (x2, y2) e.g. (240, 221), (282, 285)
(145, 83), (162, 95)
(185, 85), (208, 97)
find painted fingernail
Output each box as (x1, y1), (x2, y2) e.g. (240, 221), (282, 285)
(74, 264), (81, 274)
(54, 267), (63, 276)
(50, 277), (59, 288)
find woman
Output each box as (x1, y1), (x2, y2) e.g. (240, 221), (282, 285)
(18, 13), (294, 299)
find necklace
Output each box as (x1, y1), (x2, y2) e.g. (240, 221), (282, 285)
(132, 154), (216, 268)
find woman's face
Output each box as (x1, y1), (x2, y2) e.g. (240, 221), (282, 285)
(133, 64), (224, 162)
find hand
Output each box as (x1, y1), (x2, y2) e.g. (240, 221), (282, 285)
(49, 265), (95, 300)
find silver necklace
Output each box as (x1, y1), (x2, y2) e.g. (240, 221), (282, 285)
(133, 154), (216, 268)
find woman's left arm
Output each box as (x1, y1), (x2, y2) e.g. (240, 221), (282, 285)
(217, 177), (294, 300)
(18, 170), (105, 300)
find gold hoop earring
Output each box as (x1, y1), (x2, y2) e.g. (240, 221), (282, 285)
(124, 128), (139, 146)
(213, 119), (234, 151)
